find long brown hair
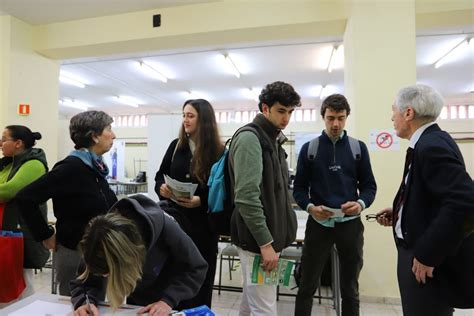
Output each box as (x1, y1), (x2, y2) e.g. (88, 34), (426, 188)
(178, 99), (224, 185)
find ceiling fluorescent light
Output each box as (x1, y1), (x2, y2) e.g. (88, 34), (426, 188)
(185, 90), (196, 99)
(116, 96), (139, 108)
(223, 54), (241, 78)
(139, 61), (168, 82)
(185, 90), (210, 100)
(320, 85), (335, 100)
(60, 99), (90, 111)
(327, 45), (337, 73)
(434, 38), (469, 69)
(314, 85), (322, 97)
(59, 75), (86, 88)
(248, 88), (259, 102)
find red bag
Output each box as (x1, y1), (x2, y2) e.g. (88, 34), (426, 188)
(0, 203), (4, 230)
(0, 230), (26, 303)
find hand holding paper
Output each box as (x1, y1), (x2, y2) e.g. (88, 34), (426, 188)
(322, 205), (345, 218)
(164, 175), (198, 201)
(340, 201), (362, 216)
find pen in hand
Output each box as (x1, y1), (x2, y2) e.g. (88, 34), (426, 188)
(85, 294), (93, 315)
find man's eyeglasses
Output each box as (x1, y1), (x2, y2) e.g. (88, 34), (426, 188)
(365, 214), (381, 222)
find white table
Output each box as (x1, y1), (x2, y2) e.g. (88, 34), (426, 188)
(1, 293), (140, 315)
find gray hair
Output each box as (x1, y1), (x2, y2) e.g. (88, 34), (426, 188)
(395, 84), (444, 121)
(69, 111), (113, 149)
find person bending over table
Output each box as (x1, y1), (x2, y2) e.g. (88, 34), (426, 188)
(71, 194), (208, 316)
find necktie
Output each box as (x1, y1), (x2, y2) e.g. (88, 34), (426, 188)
(393, 147), (414, 226)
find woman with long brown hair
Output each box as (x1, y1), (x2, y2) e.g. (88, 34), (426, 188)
(154, 99), (224, 309)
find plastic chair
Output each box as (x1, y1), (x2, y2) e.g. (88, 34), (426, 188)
(217, 244), (239, 295)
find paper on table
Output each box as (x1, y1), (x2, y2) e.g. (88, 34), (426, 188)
(164, 175), (198, 200)
(7, 300), (72, 316)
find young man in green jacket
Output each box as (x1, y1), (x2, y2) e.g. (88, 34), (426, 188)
(228, 81), (301, 315)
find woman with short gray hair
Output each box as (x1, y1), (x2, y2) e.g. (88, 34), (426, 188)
(16, 110), (118, 296)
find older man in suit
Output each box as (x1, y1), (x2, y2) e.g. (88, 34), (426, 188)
(377, 84), (474, 315)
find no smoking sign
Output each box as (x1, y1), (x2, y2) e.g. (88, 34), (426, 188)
(376, 132), (393, 148)
(369, 130), (400, 151)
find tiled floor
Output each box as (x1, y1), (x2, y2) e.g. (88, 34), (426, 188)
(19, 264), (473, 316)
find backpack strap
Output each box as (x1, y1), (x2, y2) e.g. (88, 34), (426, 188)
(230, 122), (271, 153)
(307, 137), (320, 161)
(347, 136), (361, 161)
(307, 135), (362, 161)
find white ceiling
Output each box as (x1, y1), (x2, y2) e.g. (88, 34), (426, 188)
(0, 0), (215, 25)
(58, 34), (474, 117)
(1, 0), (473, 117)
(59, 41), (347, 116)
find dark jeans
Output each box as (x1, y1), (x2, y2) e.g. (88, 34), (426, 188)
(397, 245), (453, 316)
(295, 217), (364, 316)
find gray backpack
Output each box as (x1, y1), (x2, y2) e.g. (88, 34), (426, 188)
(307, 136), (361, 161)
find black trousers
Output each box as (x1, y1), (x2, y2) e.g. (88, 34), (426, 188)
(171, 206), (218, 310)
(295, 217), (364, 316)
(397, 244), (453, 316)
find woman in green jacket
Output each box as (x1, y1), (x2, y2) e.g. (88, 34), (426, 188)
(0, 125), (49, 299)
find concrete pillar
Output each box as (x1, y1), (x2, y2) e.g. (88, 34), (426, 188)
(343, 0), (416, 300)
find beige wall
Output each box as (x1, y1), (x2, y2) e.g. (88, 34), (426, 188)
(33, 1), (349, 60)
(0, 16), (11, 129)
(1, 17), (60, 165)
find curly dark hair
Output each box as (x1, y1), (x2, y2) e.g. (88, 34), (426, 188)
(258, 81), (301, 112)
(320, 94), (351, 117)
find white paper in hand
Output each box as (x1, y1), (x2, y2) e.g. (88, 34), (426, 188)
(322, 205), (344, 218)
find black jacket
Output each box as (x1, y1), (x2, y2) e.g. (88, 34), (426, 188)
(293, 131), (376, 210)
(154, 138), (209, 215)
(70, 195), (208, 309)
(154, 139), (213, 235)
(15, 156), (117, 250)
(394, 124), (474, 307)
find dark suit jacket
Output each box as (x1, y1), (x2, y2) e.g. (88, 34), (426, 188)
(393, 124), (474, 307)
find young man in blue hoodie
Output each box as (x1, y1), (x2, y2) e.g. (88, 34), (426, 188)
(293, 94), (377, 316)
